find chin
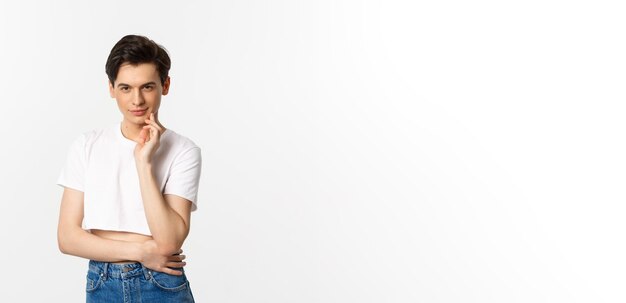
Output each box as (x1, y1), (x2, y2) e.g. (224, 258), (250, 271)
(126, 116), (145, 124)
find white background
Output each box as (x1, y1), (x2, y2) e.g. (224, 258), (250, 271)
(0, 0), (624, 302)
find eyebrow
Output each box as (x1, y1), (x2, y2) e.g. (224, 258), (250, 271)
(117, 81), (157, 88)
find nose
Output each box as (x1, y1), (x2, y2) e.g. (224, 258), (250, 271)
(132, 90), (145, 106)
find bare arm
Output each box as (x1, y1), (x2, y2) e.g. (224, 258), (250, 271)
(57, 187), (187, 275)
(57, 187), (142, 262)
(136, 164), (192, 254)
(135, 113), (192, 255)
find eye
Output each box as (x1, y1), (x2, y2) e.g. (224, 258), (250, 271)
(143, 85), (154, 91)
(120, 86), (130, 91)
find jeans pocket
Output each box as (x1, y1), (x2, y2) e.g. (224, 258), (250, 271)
(148, 270), (189, 292)
(85, 269), (103, 292)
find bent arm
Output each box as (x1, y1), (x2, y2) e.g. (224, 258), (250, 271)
(57, 187), (187, 275)
(136, 163), (191, 255)
(57, 187), (142, 262)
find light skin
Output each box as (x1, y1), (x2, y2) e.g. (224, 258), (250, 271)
(57, 62), (192, 276)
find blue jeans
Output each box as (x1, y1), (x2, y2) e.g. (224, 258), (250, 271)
(86, 260), (195, 303)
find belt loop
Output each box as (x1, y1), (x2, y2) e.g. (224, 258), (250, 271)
(141, 264), (151, 280)
(102, 262), (109, 281)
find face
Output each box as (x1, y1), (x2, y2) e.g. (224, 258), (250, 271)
(109, 62), (170, 126)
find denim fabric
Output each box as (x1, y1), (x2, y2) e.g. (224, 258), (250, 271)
(86, 260), (195, 303)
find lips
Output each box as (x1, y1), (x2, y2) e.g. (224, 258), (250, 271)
(130, 109), (147, 116)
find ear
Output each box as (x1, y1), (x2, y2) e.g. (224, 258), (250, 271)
(162, 76), (171, 96)
(108, 81), (115, 98)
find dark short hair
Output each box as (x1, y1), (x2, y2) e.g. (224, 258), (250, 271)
(105, 35), (171, 86)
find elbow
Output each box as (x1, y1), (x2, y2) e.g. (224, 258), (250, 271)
(156, 242), (183, 256)
(153, 230), (188, 255)
(58, 234), (70, 255)
(57, 226), (75, 255)
(154, 238), (185, 256)
(58, 244), (70, 255)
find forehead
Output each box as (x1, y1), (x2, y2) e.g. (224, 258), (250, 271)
(116, 62), (159, 85)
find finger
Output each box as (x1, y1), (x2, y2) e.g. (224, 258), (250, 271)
(141, 126), (152, 143)
(162, 267), (184, 276)
(142, 125), (161, 143)
(144, 113), (163, 133)
(150, 125), (159, 138)
(166, 261), (186, 268)
(168, 254), (186, 262)
(138, 128), (148, 144)
(144, 119), (163, 133)
(143, 124), (160, 139)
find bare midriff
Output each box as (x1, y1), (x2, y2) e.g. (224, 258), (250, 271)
(91, 229), (153, 264)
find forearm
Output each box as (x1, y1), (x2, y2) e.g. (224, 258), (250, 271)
(58, 226), (141, 262)
(136, 163), (188, 253)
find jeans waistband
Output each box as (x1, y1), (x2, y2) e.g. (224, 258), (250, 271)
(88, 260), (150, 280)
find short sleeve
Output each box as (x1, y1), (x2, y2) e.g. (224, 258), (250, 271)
(57, 134), (87, 192)
(164, 147), (202, 211)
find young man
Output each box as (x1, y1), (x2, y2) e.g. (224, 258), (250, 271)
(57, 35), (201, 302)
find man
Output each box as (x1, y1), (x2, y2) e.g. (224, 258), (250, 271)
(57, 34), (201, 302)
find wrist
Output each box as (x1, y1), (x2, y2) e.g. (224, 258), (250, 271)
(135, 161), (153, 172)
(131, 242), (145, 263)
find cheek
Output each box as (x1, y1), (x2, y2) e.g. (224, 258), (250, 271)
(145, 93), (161, 105)
(115, 96), (131, 108)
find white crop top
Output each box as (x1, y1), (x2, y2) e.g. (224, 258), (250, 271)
(57, 123), (202, 236)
